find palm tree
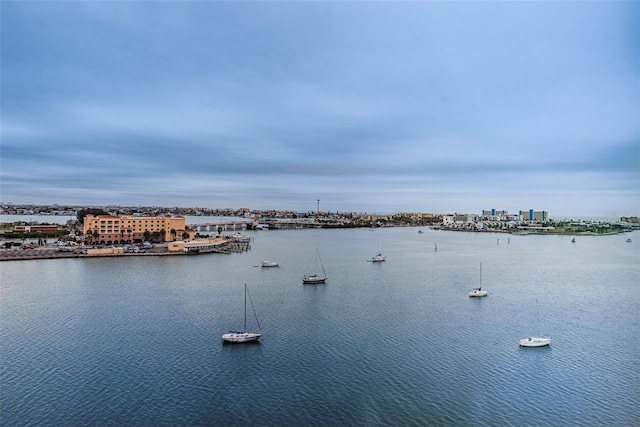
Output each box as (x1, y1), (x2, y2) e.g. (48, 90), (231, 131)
(170, 229), (176, 242)
(127, 228), (132, 243)
(160, 229), (165, 242)
(86, 229), (93, 244)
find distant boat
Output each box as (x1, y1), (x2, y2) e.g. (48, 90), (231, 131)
(519, 337), (551, 347)
(222, 284), (262, 343)
(418, 230), (424, 234)
(261, 260), (279, 267)
(571, 237), (576, 243)
(231, 232), (250, 243)
(626, 238), (632, 243)
(519, 299), (551, 347)
(303, 248), (327, 284)
(368, 240), (385, 262)
(469, 262), (488, 297)
(369, 253), (386, 262)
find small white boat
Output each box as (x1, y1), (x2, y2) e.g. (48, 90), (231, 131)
(222, 284), (262, 344)
(303, 274), (326, 284)
(626, 238), (632, 243)
(261, 260), (279, 267)
(231, 232), (251, 243)
(469, 288), (488, 297)
(519, 299), (551, 347)
(469, 263), (488, 297)
(222, 331), (262, 343)
(519, 337), (551, 347)
(369, 253), (386, 262)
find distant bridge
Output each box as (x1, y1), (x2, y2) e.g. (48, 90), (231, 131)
(189, 220), (320, 233)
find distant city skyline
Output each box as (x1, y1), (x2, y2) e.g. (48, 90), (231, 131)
(1, 2), (638, 218)
(1, 203), (634, 223)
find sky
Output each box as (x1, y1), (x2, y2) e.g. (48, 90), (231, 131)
(1, 1), (638, 218)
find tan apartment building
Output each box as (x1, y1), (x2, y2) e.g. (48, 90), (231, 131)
(519, 210), (549, 222)
(83, 214), (194, 244)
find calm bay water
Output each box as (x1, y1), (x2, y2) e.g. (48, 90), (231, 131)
(1, 227), (638, 426)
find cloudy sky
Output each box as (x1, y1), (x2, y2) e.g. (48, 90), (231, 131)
(2, 1), (638, 217)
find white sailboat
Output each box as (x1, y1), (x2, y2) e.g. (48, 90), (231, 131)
(519, 299), (551, 347)
(222, 284), (262, 343)
(303, 248), (327, 284)
(469, 262), (488, 297)
(369, 240), (385, 262)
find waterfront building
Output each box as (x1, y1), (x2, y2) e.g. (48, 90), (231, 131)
(482, 209), (510, 220)
(83, 214), (194, 244)
(519, 210), (549, 222)
(395, 212), (434, 221)
(442, 214), (479, 225)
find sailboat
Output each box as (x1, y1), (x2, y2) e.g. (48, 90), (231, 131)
(519, 299), (551, 347)
(369, 240), (386, 262)
(469, 262), (488, 297)
(222, 284), (262, 343)
(303, 248), (327, 284)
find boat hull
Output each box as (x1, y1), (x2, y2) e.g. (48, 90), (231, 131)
(222, 332), (262, 343)
(303, 275), (326, 284)
(261, 261), (279, 267)
(519, 337), (551, 347)
(469, 290), (488, 297)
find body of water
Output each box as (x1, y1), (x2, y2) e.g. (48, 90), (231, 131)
(1, 227), (638, 426)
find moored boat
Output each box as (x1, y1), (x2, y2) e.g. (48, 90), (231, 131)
(369, 253), (385, 262)
(231, 232), (251, 243)
(303, 249), (327, 284)
(261, 260), (279, 267)
(222, 284), (262, 344)
(519, 337), (551, 347)
(519, 299), (551, 348)
(469, 263), (488, 297)
(469, 288), (488, 297)
(303, 274), (326, 284)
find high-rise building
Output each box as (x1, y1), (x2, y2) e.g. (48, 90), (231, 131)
(519, 210), (548, 222)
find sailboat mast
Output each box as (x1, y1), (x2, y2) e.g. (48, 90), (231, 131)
(318, 249), (326, 277)
(536, 298), (539, 336)
(480, 262), (482, 288)
(244, 283), (247, 332)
